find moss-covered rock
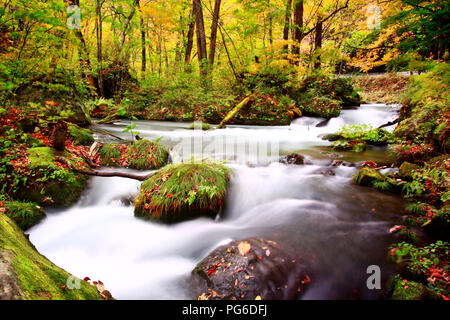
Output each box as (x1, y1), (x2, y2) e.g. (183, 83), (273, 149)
(15, 147), (88, 206)
(99, 143), (126, 167)
(332, 140), (367, 153)
(0, 214), (101, 300)
(388, 275), (439, 300)
(134, 162), (230, 223)
(68, 124), (94, 146)
(398, 162), (420, 179)
(127, 139), (169, 170)
(188, 122), (213, 131)
(1, 201), (46, 230)
(353, 167), (386, 186)
(191, 238), (311, 300)
(299, 95), (341, 119)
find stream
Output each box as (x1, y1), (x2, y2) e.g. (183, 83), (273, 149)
(28, 103), (405, 300)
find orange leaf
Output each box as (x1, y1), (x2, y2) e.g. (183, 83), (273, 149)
(238, 241), (251, 256)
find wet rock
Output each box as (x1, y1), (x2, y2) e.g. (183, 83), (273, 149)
(331, 160), (355, 167)
(353, 167), (386, 186)
(316, 119), (330, 127)
(322, 133), (342, 141)
(398, 162), (420, 179)
(319, 169), (335, 176)
(279, 153), (304, 165)
(191, 238), (311, 300)
(110, 194), (135, 206)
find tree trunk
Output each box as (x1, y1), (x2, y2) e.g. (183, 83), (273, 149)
(314, 16), (323, 69)
(119, 0), (138, 53)
(208, 0), (221, 71)
(193, 0), (207, 78)
(51, 120), (68, 152)
(184, 2), (195, 70)
(292, 0), (303, 58)
(96, 0), (104, 97)
(282, 0), (292, 52)
(137, 0), (146, 74)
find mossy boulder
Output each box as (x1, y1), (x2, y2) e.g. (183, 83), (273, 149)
(353, 167), (386, 186)
(322, 133), (343, 141)
(68, 124), (94, 146)
(0, 214), (101, 300)
(127, 139), (169, 170)
(99, 143), (126, 167)
(15, 147), (88, 206)
(188, 122), (213, 131)
(191, 238), (311, 300)
(299, 95), (341, 119)
(1, 201), (46, 230)
(332, 140), (367, 153)
(99, 140), (169, 170)
(398, 162), (420, 179)
(134, 162), (230, 223)
(388, 275), (439, 300)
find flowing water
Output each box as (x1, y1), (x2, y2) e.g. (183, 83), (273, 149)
(28, 103), (405, 300)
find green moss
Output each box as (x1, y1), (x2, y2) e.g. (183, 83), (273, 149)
(0, 214), (101, 300)
(3, 201), (46, 230)
(188, 122), (213, 130)
(68, 124), (94, 146)
(398, 162), (420, 179)
(134, 161), (230, 223)
(27, 147), (58, 169)
(17, 147), (88, 206)
(127, 139), (169, 170)
(388, 275), (439, 300)
(353, 167), (386, 186)
(99, 144), (123, 167)
(332, 140), (367, 152)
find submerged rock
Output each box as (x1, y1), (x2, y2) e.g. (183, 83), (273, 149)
(353, 167), (386, 186)
(134, 162), (230, 223)
(191, 238), (311, 300)
(0, 214), (101, 300)
(279, 153), (304, 165)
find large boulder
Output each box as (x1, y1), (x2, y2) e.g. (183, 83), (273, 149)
(191, 238), (311, 300)
(353, 167), (386, 186)
(127, 139), (169, 170)
(0, 214), (101, 300)
(398, 162), (420, 179)
(14, 147), (88, 206)
(134, 162), (230, 223)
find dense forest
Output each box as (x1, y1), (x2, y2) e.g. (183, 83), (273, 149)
(0, 0), (449, 302)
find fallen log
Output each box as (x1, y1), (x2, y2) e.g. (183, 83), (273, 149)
(217, 94), (253, 129)
(378, 118), (399, 129)
(55, 156), (153, 181)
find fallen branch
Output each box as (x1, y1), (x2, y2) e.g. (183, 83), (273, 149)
(89, 127), (124, 140)
(378, 118), (399, 129)
(217, 94), (253, 129)
(55, 156), (152, 181)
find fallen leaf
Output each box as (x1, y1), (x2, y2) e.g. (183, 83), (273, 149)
(255, 296), (261, 300)
(238, 241), (251, 256)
